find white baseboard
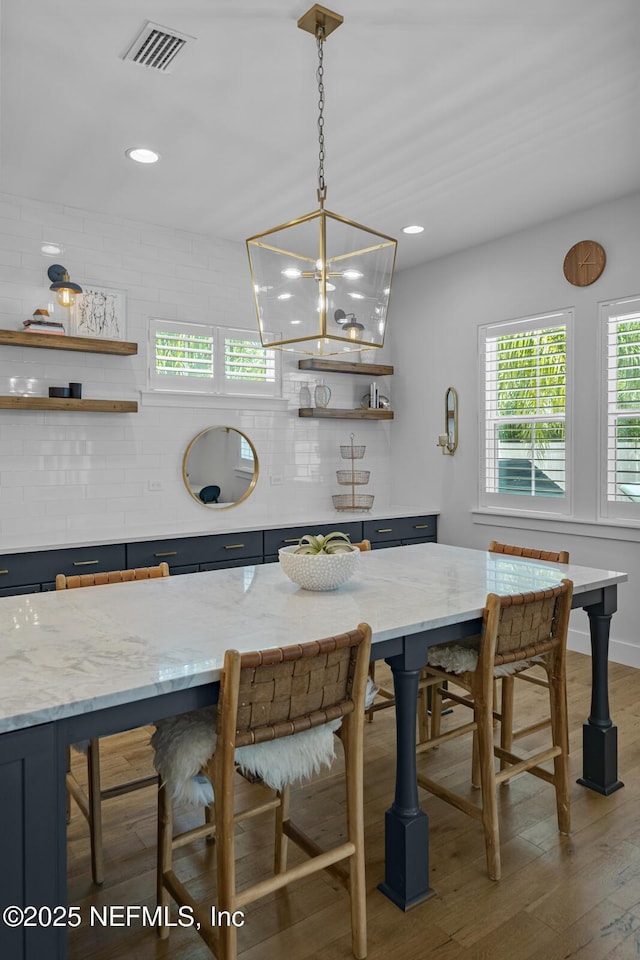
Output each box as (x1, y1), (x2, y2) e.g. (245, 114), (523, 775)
(568, 627), (640, 670)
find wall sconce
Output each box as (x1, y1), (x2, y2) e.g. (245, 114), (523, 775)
(437, 387), (458, 455)
(47, 264), (82, 308)
(334, 308), (365, 340)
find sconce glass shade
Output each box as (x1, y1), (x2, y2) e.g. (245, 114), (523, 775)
(47, 264), (82, 309)
(247, 206), (396, 356)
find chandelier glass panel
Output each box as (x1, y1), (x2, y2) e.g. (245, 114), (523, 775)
(246, 5), (397, 357)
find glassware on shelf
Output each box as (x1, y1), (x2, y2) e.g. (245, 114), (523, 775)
(299, 382), (312, 407)
(314, 380), (331, 408)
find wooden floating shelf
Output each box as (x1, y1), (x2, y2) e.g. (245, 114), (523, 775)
(298, 358), (394, 376)
(0, 397), (138, 413)
(0, 329), (138, 356)
(298, 407), (393, 420)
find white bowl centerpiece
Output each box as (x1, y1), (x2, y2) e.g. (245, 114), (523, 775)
(278, 531), (360, 591)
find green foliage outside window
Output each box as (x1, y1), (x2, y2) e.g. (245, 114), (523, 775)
(225, 339), (270, 381)
(156, 332), (213, 378)
(616, 320), (640, 441)
(495, 328), (565, 444)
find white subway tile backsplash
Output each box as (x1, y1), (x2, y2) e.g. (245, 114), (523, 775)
(0, 200), (21, 220)
(0, 217), (42, 239)
(2, 469), (67, 488)
(2, 515), (68, 542)
(0, 189), (395, 550)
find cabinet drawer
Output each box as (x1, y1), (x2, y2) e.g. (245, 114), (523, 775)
(200, 556), (262, 572)
(127, 532), (263, 570)
(0, 583), (40, 597)
(264, 522), (362, 556)
(363, 515), (437, 544)
(127, 536), (211, 568)
(0, 544), (126, 589)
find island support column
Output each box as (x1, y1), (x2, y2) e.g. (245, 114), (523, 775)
(377, 642), (434, 910)
(578, 584), (623, 795)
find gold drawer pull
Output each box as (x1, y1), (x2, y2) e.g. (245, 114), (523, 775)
(414, 524), (429, 529)
(0, 569), (8, 575)
(377, 528), (393, 533)
(283, 538), (300, 544)
(73, 560), (99, 567)
(224, 544), (245, 550)
(154, 551), (177, 557)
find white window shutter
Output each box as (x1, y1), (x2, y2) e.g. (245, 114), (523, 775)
(479, 311), (571, 513)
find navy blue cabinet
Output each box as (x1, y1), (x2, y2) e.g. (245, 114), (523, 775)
(0, 544), (126, 595)
(0, 516), (437, 596)
(127, 531), (263, 574)
(364, 514), (437, 548)
(0, 723), (64, 960)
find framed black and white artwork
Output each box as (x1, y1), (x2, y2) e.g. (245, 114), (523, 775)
(70, 284), (126, 340)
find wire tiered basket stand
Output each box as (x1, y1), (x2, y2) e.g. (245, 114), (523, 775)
(333, 433), (374, 512)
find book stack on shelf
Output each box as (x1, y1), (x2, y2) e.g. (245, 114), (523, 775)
(23, 309), (66, 335)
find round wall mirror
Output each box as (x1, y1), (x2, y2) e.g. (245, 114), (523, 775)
(182, 427), (259, 509)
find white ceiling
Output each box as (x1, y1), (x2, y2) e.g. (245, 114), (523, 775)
(2, 0), (639, 270)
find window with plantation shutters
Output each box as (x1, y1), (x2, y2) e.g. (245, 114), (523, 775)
(601, 296), (640, 521)
(151, 320), (215, 392)
(149, 320), (280, 397)
(223, 331), (278, 397)
(479, 310), (571, 513)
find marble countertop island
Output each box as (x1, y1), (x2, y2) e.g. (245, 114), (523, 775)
(0, 543), (626, 735)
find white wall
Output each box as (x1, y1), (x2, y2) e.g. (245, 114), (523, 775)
(4, 186), (637, 665)
(0, 192), (393, 549)
(390, 191), (640, 667)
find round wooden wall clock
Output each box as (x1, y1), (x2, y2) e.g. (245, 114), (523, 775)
(563, 240), (606, 286)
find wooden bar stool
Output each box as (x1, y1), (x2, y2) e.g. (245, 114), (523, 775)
(417, 580), (573, 880)
(488, 541), (570, 758)
(425, 541), (571, 754)
(153, 623), (372, 960)
(57, 562), (170, 884)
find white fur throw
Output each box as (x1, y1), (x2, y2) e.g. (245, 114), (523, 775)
(151, 677), (378, 807)
(427, 643), (543, 677)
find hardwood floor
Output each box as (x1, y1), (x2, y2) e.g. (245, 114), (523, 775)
(67, 652), (640, 959)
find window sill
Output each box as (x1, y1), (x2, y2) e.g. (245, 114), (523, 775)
(471, 508), (640, 543)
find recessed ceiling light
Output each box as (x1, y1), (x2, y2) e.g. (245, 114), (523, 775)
(402, 224), (424, 235)
(41, 242), (63, 256)
(125, 147), (160, 164)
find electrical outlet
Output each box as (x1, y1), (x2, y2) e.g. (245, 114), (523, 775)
(270, 475), (284, 486)
(148, 480), (163, 492)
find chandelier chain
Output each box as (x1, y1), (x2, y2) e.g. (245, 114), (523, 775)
(316, 26), (326, 203)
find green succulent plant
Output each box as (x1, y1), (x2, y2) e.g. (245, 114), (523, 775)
(294, 531), (355, 555)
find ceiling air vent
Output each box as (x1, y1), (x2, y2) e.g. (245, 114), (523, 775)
(122, 21), (194, 72)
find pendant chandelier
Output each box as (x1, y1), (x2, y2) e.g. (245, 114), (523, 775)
(246, 4), (397, 357)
